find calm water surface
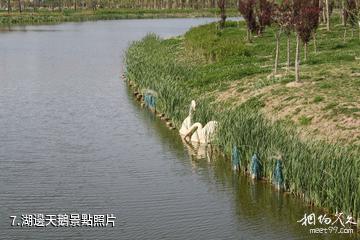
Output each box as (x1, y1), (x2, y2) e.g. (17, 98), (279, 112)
(0, 19), (355, 240)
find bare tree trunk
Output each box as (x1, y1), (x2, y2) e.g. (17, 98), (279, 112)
(343, 27), (347, 43)
(295, 34), (301, 82)
(18, 0), (21, 13)
(304, 43), (307, 61)
(274, 31), (280, 75)
(326, 0), (330, 31)
(318, 0), (322, 23)
(219, 14), (226, 29)
(218, 0), (226, 29)
(321, 0), (326, 23)
(287, 34), (290, 72)
(7, 0), (11, 13)
(74, 0), (77, 11)
(341, 0), (345, 25)
(247, 29), (252, 43)
(313, 32), (317, 53)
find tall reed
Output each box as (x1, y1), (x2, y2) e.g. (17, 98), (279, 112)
(125, 33), (360, 221)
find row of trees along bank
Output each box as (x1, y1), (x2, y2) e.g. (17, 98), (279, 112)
(0, 0), (239, 13)
(216, 0), (360, 83)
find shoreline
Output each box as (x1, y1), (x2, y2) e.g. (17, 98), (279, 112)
(0, 8), (238, 26)
(124, 23), (360, 229)
(125, 73), (360, 230)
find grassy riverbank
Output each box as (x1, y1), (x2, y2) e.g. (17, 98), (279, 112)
(0, 8), (238, 25)
(125, 20), (360, 222)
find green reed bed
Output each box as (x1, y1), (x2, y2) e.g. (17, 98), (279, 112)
(0, 8), (238, 26)
(125, 27), (360, 222)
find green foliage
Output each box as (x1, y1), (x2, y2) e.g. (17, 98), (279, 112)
(313, 96), (324, 103)
(184, 22), (251, 62)
(125, 26), (360, 219)
(298, 115), (313, 126)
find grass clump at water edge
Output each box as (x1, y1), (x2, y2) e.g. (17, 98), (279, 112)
(125, 24), (360, 223)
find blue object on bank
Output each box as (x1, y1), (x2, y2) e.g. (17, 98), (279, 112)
(144, 94), (156, 109)
(273, 159), (284, 188)
(250, 154), (261, 179)
(231, 146), (240, 171)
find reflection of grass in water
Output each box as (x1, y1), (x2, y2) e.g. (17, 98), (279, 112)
(206, 153), (324, 238)
(125, 25), (360, 222)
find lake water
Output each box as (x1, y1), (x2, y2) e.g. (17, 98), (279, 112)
(0, 19), (355, 240)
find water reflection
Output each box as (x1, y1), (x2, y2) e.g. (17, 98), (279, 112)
(130, 91), (359, 239)
(182, 140), (359, 240)
(182, 139), (213, 162)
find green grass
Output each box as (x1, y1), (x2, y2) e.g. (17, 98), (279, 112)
(125, 20), (360, 223)
(298, 115), (313, 126)
(0, 8), (238, 25)
(313, 96), (324, 103)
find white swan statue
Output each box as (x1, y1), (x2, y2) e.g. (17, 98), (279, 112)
(179, 100), (196, 136)
(179, 100), (218, 144)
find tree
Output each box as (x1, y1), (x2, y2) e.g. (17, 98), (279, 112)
(344, 0), (358, 40)
(325, 0), (330, 30)
(293, 0), (321, 82)
(92, 0), (97, 10)
(342, 0), (346, 25)
(256, 0), (274, 35)
(218, 0), (227, 29)
(275, 0), (294, 73)
(310, 1), (321, 53)
(239, 0), (257, 42)
(299, 5), (320, 60)
(7, 0), (11, 13)
(273, 4), (281, 75)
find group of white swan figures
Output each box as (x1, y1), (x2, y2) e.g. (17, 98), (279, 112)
(179, 100), (218, 145)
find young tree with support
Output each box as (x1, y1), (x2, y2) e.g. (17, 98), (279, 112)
(344, 0), (358, 40)
(256, 0), (274, 35)
(238, 0), (258, 42)
(299, 5), (321, 61)
(293, 0), (321, 82)
(274, 0), (294, 73)
(310, 1), (321, 53)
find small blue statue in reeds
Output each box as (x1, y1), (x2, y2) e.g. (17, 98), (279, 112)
(250, 154), (261, 179)
(231, 146), (240, 171)
(144, 94), (156, 110)
(273, 159), (284, 190)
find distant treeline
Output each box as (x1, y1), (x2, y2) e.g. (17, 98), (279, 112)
(0, 0), (239, 12)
